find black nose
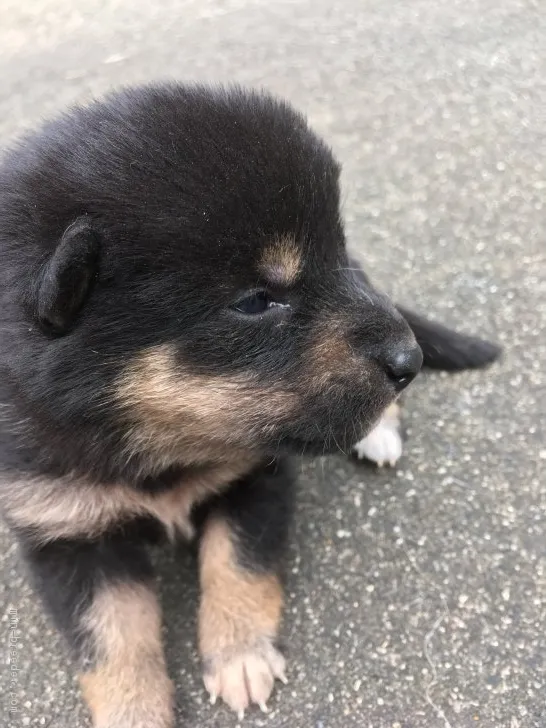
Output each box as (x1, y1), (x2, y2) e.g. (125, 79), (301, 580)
(383, 345), (423, 391)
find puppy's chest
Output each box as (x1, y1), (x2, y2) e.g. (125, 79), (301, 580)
(132, 463), (239, 540)
(5, 459), (256, 544)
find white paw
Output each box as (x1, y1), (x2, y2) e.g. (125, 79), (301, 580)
(204, 638), (287, 718)
(353, 403), (403, 467)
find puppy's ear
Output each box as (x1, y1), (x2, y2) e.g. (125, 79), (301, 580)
(34, 217), (100, 335)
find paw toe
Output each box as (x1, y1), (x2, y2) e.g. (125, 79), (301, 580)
(204, 641), (286, 717)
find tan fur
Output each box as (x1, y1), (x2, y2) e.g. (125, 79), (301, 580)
(259, 235), (302, 286)
(198, 519), (283, 658)
(307, 317), (362, 390)
(3, 458), (254, 543)
(115, 344), (298, 468)
(79, 583), (173, 728)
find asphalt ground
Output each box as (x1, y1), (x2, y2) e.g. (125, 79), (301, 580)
(1, 1), (544, 727)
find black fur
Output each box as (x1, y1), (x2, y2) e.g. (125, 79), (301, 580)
(18, 526), (155, 662)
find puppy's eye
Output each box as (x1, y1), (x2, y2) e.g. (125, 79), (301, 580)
(233, 291), (272, 314)
(232, 291), (290, 315)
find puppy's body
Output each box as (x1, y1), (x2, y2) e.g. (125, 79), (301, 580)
(0, 84), (499, 726)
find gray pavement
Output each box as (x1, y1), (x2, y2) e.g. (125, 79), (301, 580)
(1, 1), (544, 727)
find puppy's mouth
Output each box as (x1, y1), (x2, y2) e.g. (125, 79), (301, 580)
(272, 407), (385, 457)
(276, 435), (352, 457)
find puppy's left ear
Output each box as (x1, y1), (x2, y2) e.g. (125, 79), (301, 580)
(33, 216), (100, 335)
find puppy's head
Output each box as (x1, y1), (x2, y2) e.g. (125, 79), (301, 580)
(0, 85), (420, 477)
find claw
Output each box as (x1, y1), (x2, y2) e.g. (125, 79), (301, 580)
(204, 641), (285, 717)
(279, 671), (288, 685)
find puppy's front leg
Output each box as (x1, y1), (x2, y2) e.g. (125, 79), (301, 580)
(19, 532), (173, 728)
(198, 461), (293, 717)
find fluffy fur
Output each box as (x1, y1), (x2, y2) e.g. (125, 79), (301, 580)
(0, 84), (500, 726)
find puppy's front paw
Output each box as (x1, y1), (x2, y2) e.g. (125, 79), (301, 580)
(199, 519), (285, 719)
(353, 403), (402, 467)
(203, 637), (287, 718)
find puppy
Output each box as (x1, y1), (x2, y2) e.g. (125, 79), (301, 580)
(0, 84), (500, 727)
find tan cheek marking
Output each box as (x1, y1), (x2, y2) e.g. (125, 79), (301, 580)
(115, 344), (299, 467)
(2, 458), (256, 543)
(198, 518), (283, 659)
(306, 318), (362, 390)
(259, 235), (302, 286)
(79, 583), (173, 728)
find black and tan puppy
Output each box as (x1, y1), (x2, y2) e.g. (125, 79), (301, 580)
(0, 84), (499, 727)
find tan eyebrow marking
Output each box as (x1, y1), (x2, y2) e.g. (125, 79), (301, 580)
(259, 235), (302, 286)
